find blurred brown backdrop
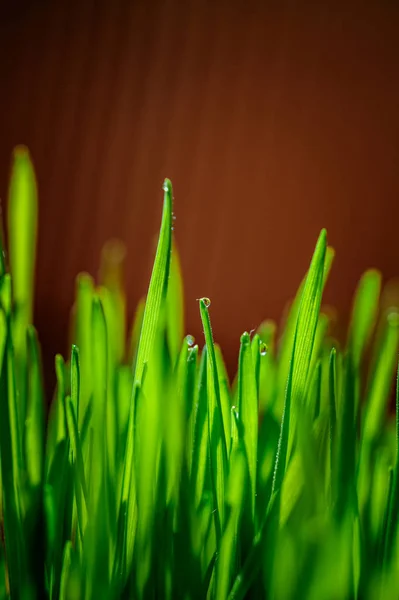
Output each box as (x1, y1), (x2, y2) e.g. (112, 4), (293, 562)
(0, 0), (398, 387)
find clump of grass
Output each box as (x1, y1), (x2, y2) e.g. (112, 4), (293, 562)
(0, 146), (399, 599)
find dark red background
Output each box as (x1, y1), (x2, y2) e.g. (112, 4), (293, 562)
(0, 0), (398, 388)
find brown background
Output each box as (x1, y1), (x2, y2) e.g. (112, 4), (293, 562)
(0, 0), (398, 387)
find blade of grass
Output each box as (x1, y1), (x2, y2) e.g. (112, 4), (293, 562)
(199, 298), (228, 541)
(7, 147), (38, 418)
(25, 325), (45, 488)
(272, 229), (327, 497)
(166, 241), (184, 365)
(347, 269), (381, 368)
(237, 331), (258, 525)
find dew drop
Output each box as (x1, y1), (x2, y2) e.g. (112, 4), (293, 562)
(172, 214), (177, 221)
(162, 180), (169, 192)
(240, 331), (250, 344)
(388, 311), (399, 327)
(259, 341), (268, 356)
(186, 334), (195, 347)
(201, 297), (211, 308)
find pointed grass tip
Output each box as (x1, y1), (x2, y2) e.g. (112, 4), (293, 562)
(240, 331), (251, 344)
(388, 310), (399, 327)
(185, 334), (195, 347)
(198, 297), (211, 308)
(12, 144), (31, 162)
(162, 178), (173, 194)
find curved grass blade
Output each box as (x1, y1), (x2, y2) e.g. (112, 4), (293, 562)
(133, 178), (173, 386)
(118, 180), (173, 590)
(272, 230), (327, 498)
(276, 245), (334, 412)
(199, 298), (228, 540)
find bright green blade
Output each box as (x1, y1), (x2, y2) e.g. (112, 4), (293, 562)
(237, 332), (258, 523)
(7, 146), (37, 361)
(215, 447), (246, 600)
(199, 298), (228, 541)
(190, 346), (211, 505)
(215, 344), (231, 448)
(133, 179), (173, 387)
(128, 297), (145, 367)
(65, 396), (88, 543)
(118, 179), (173, 592)
(275, 245), (334, 412)
(272, 229), (327, 497)
(166, 241), (184, 365)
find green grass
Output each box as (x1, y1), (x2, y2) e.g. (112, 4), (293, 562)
(0, 146), (399, 599)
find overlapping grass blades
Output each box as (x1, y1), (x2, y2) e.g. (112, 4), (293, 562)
(0, 149), (399, 598)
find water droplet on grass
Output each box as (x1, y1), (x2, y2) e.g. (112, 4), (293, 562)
(240, 332), (251, 344)
(201, 297), (211, 308)
(259, 342), (268, 356)
(388, 311), (399, 327)
(186, 334), (195, 347)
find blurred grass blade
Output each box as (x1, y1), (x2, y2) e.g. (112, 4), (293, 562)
(347, 270), (381, 367)
(75, 274), (94, 430)
(363, 312), (399, 445)
(25, 325), (45, 487)
(59, 541), (73, 600)
(7, 146), (37, 360)
(99, 239), (127, 364)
